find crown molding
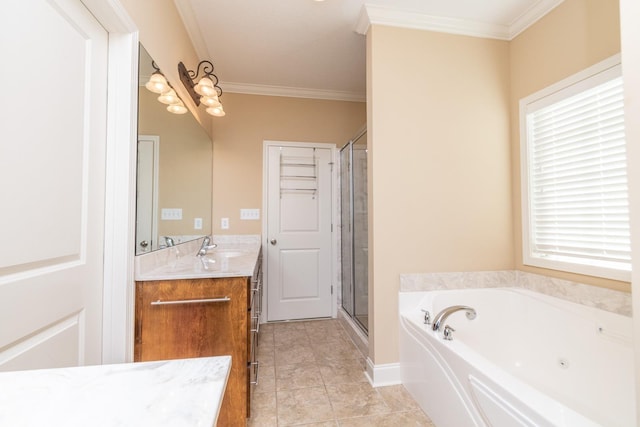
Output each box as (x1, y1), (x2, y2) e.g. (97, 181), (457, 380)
(174, 0), (211, 59)
(509, 0), (564, 39)
(221, 82), (366, 102)
(356, 0), (565, 41)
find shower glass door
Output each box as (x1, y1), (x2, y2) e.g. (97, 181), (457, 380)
(340, 128), (368, 333)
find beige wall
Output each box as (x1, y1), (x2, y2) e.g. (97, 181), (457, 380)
(210, 93), (366, 235)
(121, 0), (212, 133)
(368, 25), (514, 364)
(138, 89), (212, 237)
(509, 0), (626, 291)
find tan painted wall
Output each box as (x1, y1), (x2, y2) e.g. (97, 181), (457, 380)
(121, 0), (212, 133)
(210, 93), (365, 235)
(138, 89), (212, 237)
(509, 0), (626, 291)
(368, 25), (514, 364)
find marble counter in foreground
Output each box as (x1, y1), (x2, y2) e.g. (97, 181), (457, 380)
(0, 356), (231, 427)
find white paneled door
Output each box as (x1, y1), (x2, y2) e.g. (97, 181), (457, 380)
(266, 143), (334, 321)
(0, 0), (108, 370)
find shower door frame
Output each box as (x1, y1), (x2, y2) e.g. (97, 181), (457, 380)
(340, 126), (368, 334)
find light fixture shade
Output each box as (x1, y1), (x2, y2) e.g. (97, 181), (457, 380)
(200, 95), (221, 108)
(206, 105), (225, 117)
(167, 100), (188, 114)
(157, 89), (179, 105)
(195, 77), (217, 96)
(145, 73), (169, 94)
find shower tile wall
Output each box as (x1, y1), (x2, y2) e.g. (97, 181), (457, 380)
(352, 145), (368, 327)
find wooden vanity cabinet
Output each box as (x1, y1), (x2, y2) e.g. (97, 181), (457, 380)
(134, 276), (250, 427)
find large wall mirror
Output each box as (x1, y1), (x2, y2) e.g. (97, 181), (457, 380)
(136, 45), (213, 255)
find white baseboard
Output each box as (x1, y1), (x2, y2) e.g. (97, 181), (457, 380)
(365, 357), (401, 387)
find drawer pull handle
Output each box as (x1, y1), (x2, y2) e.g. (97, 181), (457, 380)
(150, 296), (231, 306)
(250, 361), (260, 385)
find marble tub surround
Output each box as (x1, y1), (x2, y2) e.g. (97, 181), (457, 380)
(135, 234), (261, 281)
(400, 270), (631, 316)
(249, 319), (434, 427)
(0, 356), (231, 427)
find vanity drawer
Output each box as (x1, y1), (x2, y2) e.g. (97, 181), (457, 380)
(134, 276), (249, 427)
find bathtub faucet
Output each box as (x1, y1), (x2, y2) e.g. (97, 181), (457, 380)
(431, 305), (477, 337)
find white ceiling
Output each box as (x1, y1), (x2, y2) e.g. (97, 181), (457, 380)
(175, 0), (564, 102)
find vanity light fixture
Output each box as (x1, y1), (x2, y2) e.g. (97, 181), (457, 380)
(144, 61), (188, 115)
(178, 60), (225, 117)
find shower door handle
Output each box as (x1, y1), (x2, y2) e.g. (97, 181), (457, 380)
(270, 239), (277, 245)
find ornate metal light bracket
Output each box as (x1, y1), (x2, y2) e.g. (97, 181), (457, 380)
(178, 61), (223, 107)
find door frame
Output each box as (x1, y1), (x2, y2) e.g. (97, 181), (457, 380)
(262, 140), (338, 323)
(136, 135), (160, 253)
(81, 0), (139, 364)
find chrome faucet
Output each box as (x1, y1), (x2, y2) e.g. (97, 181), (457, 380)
(196, 236), (217, 256)
(431, 305), (477, 338)
(164, 236), (175, 247)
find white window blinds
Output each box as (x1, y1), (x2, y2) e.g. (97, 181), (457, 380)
(521, 61), (630, 280)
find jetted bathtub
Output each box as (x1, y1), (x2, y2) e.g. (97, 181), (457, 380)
(399, 288), (634, 427)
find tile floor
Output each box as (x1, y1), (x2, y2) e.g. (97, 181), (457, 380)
(247, 319), (436, 426)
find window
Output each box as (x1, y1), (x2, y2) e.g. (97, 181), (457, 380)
(520, 56), (630, 281)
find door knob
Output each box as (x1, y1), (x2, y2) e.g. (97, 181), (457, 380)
(140, 240), (149, 248)
(270, 239), (277, 245)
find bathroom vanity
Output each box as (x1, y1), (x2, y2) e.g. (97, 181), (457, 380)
(134, 235), (262, 427)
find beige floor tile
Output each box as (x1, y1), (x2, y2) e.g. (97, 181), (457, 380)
(257, 343), (275, 367)
(253, 364), (276, 393)
(318, 358), (367, 385)
(277, 386), (334, 426)
(248, 391), (278, 426)
(250, 320), (431, 426)
(259, 330), (275, 346)
(311, 339), (361, 362)
(274, 328), (310, 346)
(336, 410), (435, 427)
(275, 343), (316, 366)
(276, 362), (324, 391)
(306, 327), (350, 344)
(292, 422), (339, 427)
(259, 322), (277, 333)
(272, 321), (308, 331)
(377, 384), (422, 412)
(326, 383), (391, 418)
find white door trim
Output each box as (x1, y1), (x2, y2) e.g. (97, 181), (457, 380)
(81, 0), (138, 364)
(262, 140), (338, 322)
(137, 135), (160, 253)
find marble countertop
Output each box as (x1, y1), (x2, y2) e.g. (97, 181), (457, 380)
(135, 235), (261, 281)
(0, 356), (231, 427)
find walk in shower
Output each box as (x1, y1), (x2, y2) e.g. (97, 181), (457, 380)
(340, 127), (368, 333)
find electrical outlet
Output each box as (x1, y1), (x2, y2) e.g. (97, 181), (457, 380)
(221, 217), (229, 229)
(194, 218), (203, 230)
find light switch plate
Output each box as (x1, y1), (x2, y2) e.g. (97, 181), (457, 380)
(161, 208), (182, 220)
(194, 218), (203, 230)
(240, 208), (260, 220)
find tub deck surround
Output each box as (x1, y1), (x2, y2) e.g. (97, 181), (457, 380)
(0, 356), (231, 427)
(400, 270), (632, 316)
(135, 235), (261, 281)
(399, 288), (635, 427)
